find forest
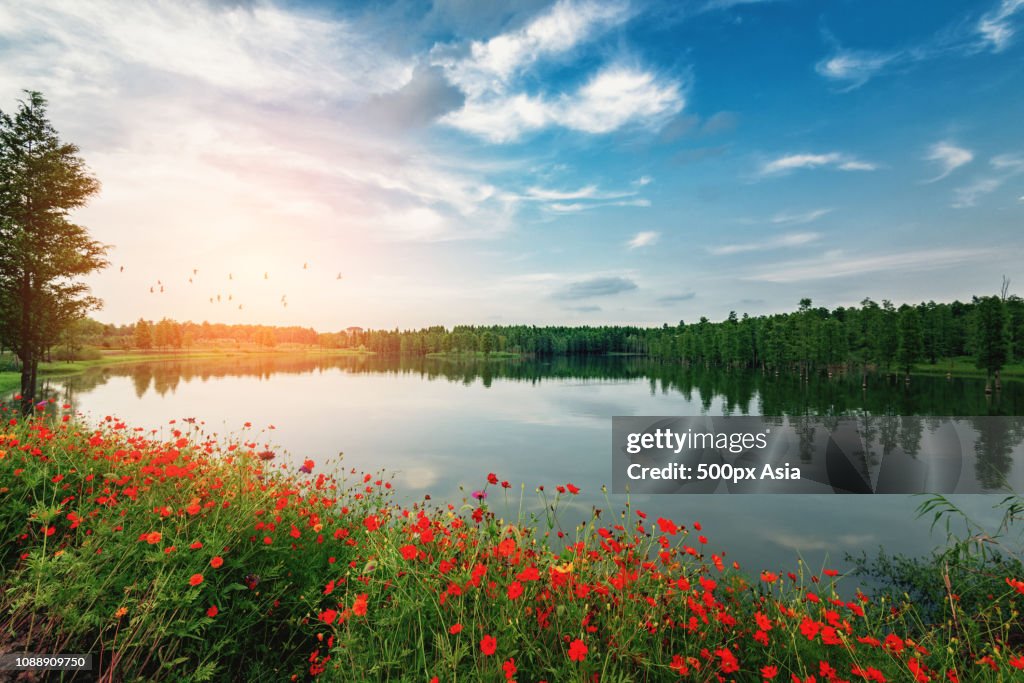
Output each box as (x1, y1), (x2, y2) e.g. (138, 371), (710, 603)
(17, 292), (1024, 389)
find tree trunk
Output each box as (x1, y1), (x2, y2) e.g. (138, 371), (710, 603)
(20, 355), (38, 415)
(995, 369), (1002, 392)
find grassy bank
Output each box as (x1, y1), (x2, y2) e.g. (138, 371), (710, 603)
(912, 356), (1024, 379)
(425, 350), (522, 360)
(2, 407), (1023, 681)
(0, 347), (373, 394)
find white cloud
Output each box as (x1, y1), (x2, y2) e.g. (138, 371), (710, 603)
(709, 232), (820, 256)
(978, 0), (1024, 52)
(815, 50), (896, 89)
(627, 231), (660, 249)
(633, 175), (653, 186)
(924, 142), (973, 182)
(746, 248), (999, 282)
(951, 153), (1024, 207)
(771, 208), (832, 224)
(525, 185), (627, 201)
(991, 153), (1024, 170)
(0, 1), (410, 103)
(430, 0), (630, 99)
(442, 64), (684, 142)
(548, 198), (650, 212)
(759, 153), (877, 176)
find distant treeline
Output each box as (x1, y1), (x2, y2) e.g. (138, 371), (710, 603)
(26, 293), (1024, 383)
(343, 295), (1024, 383)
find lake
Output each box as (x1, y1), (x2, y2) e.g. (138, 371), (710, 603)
(24, 354), (1024, 578)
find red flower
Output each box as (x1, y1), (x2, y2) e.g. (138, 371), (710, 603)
(189, 573), (204, 587)
(480, 634), (497, 656)
(319, 609), (338, 625)
(487, 473), (498, 485)
(761, 664), (778, 679)
(507, 581), (524, 600)
(206, 605), (218, 618)
(448, 623), (463, 635)
(210, 556), (224, 568)
(400, 544), (418, 560)
(566, 483), (580, 494)
(353, 593), (368, 616)
(364, 515), (381, 531)
(568, 638), (588, 662)
(502, 658), (517, 680)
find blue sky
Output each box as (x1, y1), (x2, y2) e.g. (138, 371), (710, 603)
(1, 0), (1022, 329)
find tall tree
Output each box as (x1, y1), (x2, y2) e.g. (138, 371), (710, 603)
(974, 295), (1009, 393)
(896, 304), (924, 380)
(0, 91), (108, 410)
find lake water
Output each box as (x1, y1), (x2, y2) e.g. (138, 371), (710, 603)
(26, 354), (1024, 578)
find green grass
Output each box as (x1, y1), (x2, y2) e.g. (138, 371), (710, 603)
(912, 356), (1024, 378)
(425, 350), (522, 359)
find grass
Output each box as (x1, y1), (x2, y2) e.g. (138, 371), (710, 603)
(1, 405), (1023, 681)
(912, 356), (1024, 379)
(425, 350), (522, 359)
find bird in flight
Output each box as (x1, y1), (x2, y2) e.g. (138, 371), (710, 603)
(188, 277), (193, 284)
(303, 262), (308, 270)
(119, 265), (124, 273)
(160, 285), (164, 293)
(193, 268), (198, 275)
(216, 294), (221, 302)
(149, 286), (154, 294)
(228, 294), (233, 301)
(238, 304), (243, 310)
(209, 297), (213, 303)
(336, 273), (342, 280)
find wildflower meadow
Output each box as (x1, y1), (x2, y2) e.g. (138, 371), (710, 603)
(1, 398), (1023, 682)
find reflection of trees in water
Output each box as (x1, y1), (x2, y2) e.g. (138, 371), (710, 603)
(898, 416), (923, 458)
(969, 416), (1024, 490)
(51, 354), (1023, 419)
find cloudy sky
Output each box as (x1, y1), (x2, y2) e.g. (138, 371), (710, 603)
(2, 0), (1022, 330)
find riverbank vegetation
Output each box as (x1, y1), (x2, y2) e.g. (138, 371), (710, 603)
(2, 406), (1023, 681)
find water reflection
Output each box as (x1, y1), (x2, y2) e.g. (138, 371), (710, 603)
(45, 354), (1024, 417)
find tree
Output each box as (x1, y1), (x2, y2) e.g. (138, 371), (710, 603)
(134, 319), (153, 350)
(896, 305), (924, 380)
(0, 91), (108, 410)
(974, 296), (1009, 393)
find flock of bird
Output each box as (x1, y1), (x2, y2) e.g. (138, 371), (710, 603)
(119, 262), (343, 311)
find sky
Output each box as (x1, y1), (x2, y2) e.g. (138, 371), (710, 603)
(1, 0), (1023, 330)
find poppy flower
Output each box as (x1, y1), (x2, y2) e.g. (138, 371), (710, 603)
(206, 606), (218, 618)
(480, 635), (497, 656)
(189, 573), (204, 587)
(353, 593), (368, 616)
(568, 638), (588, 662)
(210, 556), (224, 568)
(448, 623), (463, 635)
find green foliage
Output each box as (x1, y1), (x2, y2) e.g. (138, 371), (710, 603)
(0, 90), (108, 404)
